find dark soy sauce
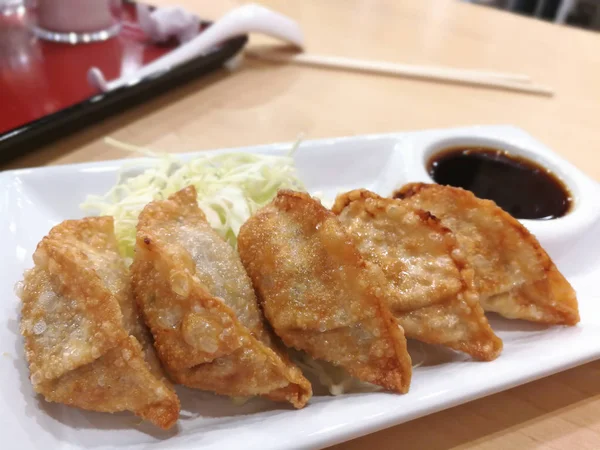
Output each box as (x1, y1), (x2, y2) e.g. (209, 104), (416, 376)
(427, 147), (572, 220)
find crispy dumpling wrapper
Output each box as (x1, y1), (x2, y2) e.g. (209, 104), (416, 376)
(395, 183), (579, 325)
(332, 189), (502, 361)
(46, 217), (172, 383)
(20, 217), (180, 429)
(131, 186), (311, 408)
(238, 190), (412, 393)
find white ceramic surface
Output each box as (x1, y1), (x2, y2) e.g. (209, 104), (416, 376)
(88, 3), (305, 92)
(1, 125), (599, 450)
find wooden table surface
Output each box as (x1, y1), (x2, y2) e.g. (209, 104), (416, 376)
(5, 0), (600, 448)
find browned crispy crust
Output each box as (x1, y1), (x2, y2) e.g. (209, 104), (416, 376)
(21, 217), (180, 429)
(238, 190), (412, 393)
(42, 336), (179, 427)
(45, 217), (172, 383)
(131, 186), (311, 408)
(395, 183), (579, 325)
(332, 189), (503, 361)
(332, 189), (502, 361)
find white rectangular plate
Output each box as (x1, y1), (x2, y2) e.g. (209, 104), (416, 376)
(2, 125), (600, 450)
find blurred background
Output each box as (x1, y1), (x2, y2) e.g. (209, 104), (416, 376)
(465, 0), (600, 29)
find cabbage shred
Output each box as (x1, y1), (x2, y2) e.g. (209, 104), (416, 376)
(80, 139), (304, 261)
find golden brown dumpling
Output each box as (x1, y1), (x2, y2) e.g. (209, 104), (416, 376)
(20, 217), (180, 429)
(332, 189), (502, 361)
(131, 186), (311, 408)
(238, 190), (412, 393)
(395, 183), (579, 325)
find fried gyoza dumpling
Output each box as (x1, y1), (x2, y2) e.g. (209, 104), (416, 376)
(131, 186), (311, 408)
(332, 190), (502, 361)
(238, 190), (413, 393)
(20, 217), (180, 429)
(395, 183), (579, 325)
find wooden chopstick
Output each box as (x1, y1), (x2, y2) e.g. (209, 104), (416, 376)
(246, 50), (553, 97)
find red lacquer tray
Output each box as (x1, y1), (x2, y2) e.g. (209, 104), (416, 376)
(0, 2), (247, 163)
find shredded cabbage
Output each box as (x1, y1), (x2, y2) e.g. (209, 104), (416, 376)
(80, 138), (304, 261)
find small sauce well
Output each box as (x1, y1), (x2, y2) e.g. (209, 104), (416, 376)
(427, 147), (572, 220)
